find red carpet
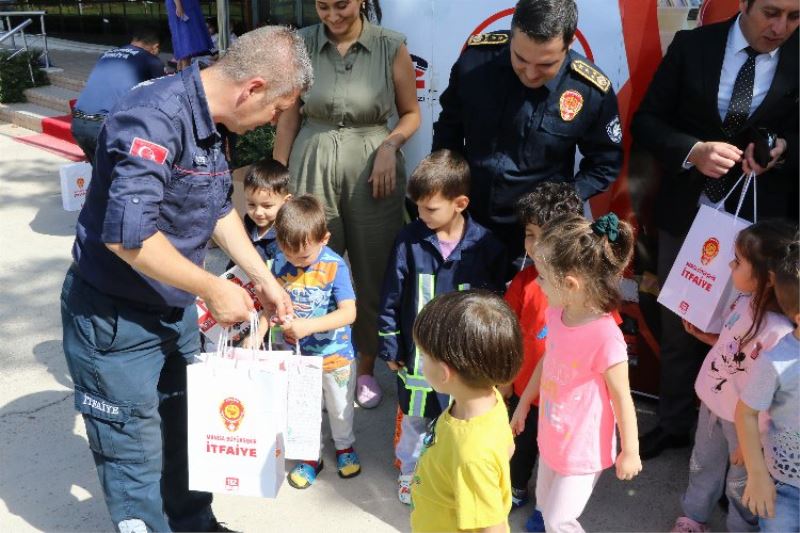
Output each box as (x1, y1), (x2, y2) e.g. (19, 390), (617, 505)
(12, 111), (86, 161)
(14, 132), (86, 161)
(41, 114), (76, 143)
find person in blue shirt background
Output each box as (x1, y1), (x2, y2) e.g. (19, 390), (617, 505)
(60, 27), (311, 532)
(71, 24), (165, 163)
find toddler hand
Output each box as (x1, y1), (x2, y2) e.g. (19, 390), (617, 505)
(729, 446), (744, 466)
(615, 450), (642, 481)
(282, 317), (312, 345)
(681, 319), (717, 345)
(742, 471), (776, 518)
(510, 403), (529, 436)
(386, 361), (404, 372)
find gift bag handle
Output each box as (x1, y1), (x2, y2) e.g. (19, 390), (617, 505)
(716, 171), (758, 223)
(264, 323), (301, 356)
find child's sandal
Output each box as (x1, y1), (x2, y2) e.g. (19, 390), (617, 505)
(336, 450), (361, 479)
(287, 460), (323, 489)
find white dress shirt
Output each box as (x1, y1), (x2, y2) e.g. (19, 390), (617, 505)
(717, 15), (780, 120)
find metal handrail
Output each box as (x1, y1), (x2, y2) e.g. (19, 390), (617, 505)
(0, 18), (35, 84)
(0, 11), (50, 69)
(0, 18), (32, 46)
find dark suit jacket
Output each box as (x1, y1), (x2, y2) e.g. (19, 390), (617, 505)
(632, 17), (798, 238)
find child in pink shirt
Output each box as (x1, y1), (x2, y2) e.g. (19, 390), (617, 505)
(511, 213), (642, 532)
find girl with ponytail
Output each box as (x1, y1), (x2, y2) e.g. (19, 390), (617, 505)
(510, 212), (642, 532)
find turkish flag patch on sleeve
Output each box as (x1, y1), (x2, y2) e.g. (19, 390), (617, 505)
(130, 137), (169, 164)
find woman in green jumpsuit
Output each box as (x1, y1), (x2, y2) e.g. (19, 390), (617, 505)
(274, 0), (420, 408)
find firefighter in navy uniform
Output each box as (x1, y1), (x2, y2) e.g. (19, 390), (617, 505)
(60, 28), (310, 533)
(433, 0), (623, 264)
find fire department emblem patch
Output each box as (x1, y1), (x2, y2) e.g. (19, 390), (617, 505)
(559, 90), (584, 121)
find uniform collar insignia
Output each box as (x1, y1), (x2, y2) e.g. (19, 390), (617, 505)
(467, 32), (509, 47)
(570, 59), (611, 93)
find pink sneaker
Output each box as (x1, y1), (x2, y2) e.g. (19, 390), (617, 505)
(671, 517), (709, 533)
(355, 374), (382, 408)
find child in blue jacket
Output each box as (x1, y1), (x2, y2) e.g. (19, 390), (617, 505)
(377, 149), (507, 505)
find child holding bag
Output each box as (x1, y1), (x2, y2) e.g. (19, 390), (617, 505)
(735, 231), (800, 532)
(510, 213), (641, 533)
(270, 195), (361, 489)
(671, 220), (796, 533)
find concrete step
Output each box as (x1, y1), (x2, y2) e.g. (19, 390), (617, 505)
(48, 71), (86, 93)
(0, 102), (66, 133)
(23, 85), (80, 114)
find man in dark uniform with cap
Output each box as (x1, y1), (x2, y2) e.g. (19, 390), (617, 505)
(433, 0), (623, 262)
(60, 27), (312, 532)
(71, 25), (165, 164)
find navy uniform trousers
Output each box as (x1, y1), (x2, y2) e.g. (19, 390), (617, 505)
(61, 266), (214, 532)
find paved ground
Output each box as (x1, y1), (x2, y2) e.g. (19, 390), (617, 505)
(0, 122), (728, 532)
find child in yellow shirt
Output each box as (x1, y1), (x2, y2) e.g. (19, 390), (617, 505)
(410, 290), (523, 533)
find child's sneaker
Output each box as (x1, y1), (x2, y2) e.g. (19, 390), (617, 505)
(671, 517), (709, 533)
(398, 474), (413, 505)
(336, 448), (361, 478)
(287, 460), (323, 489)
(511, 487), (530, 509)
(525, 509), (545, 532)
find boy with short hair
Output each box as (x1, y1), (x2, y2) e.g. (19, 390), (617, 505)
(227, 158), (291, 269)
(409, 290), (523, 533)
(378, 149), (507, 505)
(735, 234), (800, 533)
(270, 195), (360, 489)
(502, 182), (582, 530)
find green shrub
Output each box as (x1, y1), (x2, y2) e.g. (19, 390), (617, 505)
(233, 124), (276, 168)
(0, 49), (48, 103)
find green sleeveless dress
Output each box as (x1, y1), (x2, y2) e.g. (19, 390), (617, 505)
(290, 19), (408, 357)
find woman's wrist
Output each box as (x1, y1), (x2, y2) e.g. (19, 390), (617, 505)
(380, 139), (400, 152)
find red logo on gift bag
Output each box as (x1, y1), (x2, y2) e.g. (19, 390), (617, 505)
(225, 477), (239, 491)
(220, 398), (245, 432)
(130, 137), (169, 164)
(679, 301), (690, 314)
(701, 238), (720, 266)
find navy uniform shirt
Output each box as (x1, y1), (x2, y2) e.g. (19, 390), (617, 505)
(433, 31), (623, 232)
(73, 63), (233, 308)
(75, 45), (165, 116)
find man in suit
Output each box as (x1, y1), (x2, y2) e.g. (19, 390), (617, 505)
(632, 0), (798, 460)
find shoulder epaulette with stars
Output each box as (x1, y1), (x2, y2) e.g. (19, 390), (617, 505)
(467, 33), (509, 47)
(570, 59), (610, 93)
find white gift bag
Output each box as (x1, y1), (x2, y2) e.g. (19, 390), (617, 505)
(284, 354), (323, 461)
(658, 173), (756, 333)
(264, 327), (323, 460)
(59, 162), (92, 211)
(187, 320), (291, 499)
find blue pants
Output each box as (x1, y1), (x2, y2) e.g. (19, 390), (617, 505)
(70, 116), (103, 165)
(60, 267), (216, 532)
(761, 482), (799, 533)
(682, 403), (758, 532)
